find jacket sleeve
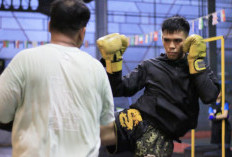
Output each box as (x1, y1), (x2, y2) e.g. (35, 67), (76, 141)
(190, 66), (220, 104)
(107, 61), (147, 97)
(208, 106), (214, 114)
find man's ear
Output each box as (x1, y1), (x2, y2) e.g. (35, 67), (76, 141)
(76, 27), (86, 48)
(79, 27), (86, 41)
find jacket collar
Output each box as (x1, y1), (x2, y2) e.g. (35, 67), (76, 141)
(157, 53), (188, 67)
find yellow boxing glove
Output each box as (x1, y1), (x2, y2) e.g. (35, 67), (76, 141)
(182, 34), (206, 74)
(97, 33), (128, 74)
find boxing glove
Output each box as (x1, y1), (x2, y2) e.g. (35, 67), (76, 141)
(183, 34), (206, 74)
(97, 33), (128, 74)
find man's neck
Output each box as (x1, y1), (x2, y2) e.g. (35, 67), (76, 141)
(50, 32), (79, 47)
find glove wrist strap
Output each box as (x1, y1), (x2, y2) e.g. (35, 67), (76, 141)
(189, 59), (206, 74)
(106, 60), (123, 74)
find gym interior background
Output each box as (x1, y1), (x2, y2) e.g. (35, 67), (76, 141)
(0, 0), (231, 156)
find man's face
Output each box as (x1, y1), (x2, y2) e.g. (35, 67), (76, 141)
(162, 31), (187, 60)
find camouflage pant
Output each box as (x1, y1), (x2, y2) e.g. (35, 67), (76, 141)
(107, 109), (173, 157)
(135, 125), (173, 157)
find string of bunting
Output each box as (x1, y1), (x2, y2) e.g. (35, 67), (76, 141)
(0, 40), (90, 49)
(0, 9), (227, 48)
(127, 9), (226, 46)
(191, 9), (226, 31)
(1, 40), (48, 49)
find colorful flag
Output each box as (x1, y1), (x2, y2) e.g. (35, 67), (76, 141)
(32, 41), (38, 47)
(40, 41), (44, 45)
(212, 12), (218, 25)
(24, 41), (28, 48)
(130, 36), (135, 46)
(3, 41), (9, 48)
(198, 17), (203, 30)
(15, 40), (20, 48)
(127, 37), (130, 46)
(221, 9), (226, 22)
(153, 31), (158, 41)
(138, 35), (143, 44)
(145, 34), (149, 43)
(84, 40), (89, 48)
(134, 35), (139, 45)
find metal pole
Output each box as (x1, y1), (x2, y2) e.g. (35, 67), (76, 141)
(207, 0), (217, 75)
(95, 0), (108, 59)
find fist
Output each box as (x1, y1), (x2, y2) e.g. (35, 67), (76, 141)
(183, 34), (206, 57)
(97, 33), (128, 73)
(183, 34), (206, 74)
(97, 33), (121, 60)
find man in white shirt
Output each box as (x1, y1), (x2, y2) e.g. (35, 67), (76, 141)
(0, 0), (115, 156)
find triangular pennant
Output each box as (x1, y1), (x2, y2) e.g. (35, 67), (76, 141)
(130, 36), (134, 46)
(221, 9), (226, 22)
(134, 35), (139, 45)
(3, 41), (9, 48)
(84, 40), (89, 48)
(145, 34), (149, 43)
(198, 18), (203, 30)
(15, 40), (20, 48)
(212, 12), (218, 25)
(127, 37), (130, 46)
(153, 31), (158, 41)
(138, 35), (143, 44)
(24, 41), (28, 48)
(40, 41), (44, 45)
(32, 41), (38, 47)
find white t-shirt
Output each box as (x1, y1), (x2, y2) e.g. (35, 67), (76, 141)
(0, 44), (115, 157)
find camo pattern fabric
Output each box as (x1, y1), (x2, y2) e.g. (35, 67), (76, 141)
(135, 125), (174, 157)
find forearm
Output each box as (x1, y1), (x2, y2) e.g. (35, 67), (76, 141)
(107, 71), (125, 97)
(100, 122), (117, 146)
(216, 110), (229, 120)
(191, 68), (220, 104)
(107, 64), (146, 97)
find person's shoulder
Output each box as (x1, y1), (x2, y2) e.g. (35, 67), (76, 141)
(79, 49), (103, 66)
(141, 57), (161, 65)
(13, 45), (56, 62)
(13, 46), (39, 58)
(19, 44), (48, 54)
(79, 49), (96, 60)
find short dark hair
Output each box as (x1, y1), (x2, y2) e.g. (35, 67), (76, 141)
(50, 0), (90, 36)
(162, 15), (190, 36)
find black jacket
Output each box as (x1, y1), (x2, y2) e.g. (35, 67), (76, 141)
(108, 53), (220, 138)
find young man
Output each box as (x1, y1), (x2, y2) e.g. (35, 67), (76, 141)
(97, 15), (220, 157)
(0, 0), (115, 157)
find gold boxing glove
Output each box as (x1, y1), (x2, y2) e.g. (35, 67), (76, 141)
(183, 34), (206, 74)
(97, 33), (128, 74)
